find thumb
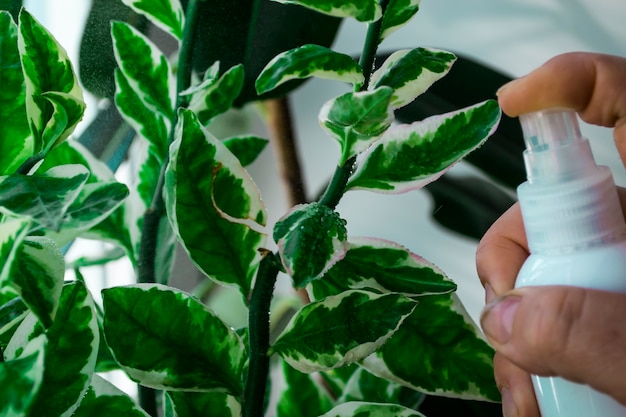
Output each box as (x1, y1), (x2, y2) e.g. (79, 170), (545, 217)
(480, 286), (626, 405)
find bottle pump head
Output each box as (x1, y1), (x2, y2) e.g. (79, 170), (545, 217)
(517, 109), (626, 253)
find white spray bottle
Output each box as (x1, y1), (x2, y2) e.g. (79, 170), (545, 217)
(515, 109), (626, 416)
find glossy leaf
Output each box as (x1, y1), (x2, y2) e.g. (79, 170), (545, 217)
(271, 290), (417, 372)
(320, 401), (425, 417)
(0, 333), (46, 417)
(18, 10), (85, 152)
(319, 87), (394, 165)
(187, 63), (245, 125)
(347, 100), (501, 193)
(0, 292), (28, 350)
(310, 237), (456, 300)
(0, 217), (31, 286)
(6, 281), (99, 417)
(164, 391), (241, 417)
(276, 359), (333, 417)
(121, 0), (184, 40)
(256, 45), (364, 95)
(223, 135), (269, 167)
(165, 109), (266, 298)
(0, 164), (89, 230)
(274, 202), (348, 288)
(379, 0), (421, 43)
(112, 21), (173, 158)
(0, 11), (31, 174)
(338, 367), (405, 404)
(273, 0), (382, 22)
(361, 293), (499, 401)
(73, 374), (149, 417)
(11, 237), (64, 329)
(102, 284), (247, 395)
(370, 48), (456, 109)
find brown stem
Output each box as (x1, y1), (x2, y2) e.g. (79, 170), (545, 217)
(264, 96), (307, 207)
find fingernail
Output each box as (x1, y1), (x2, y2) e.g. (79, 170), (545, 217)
(502, 387), (518, 417)
(485, 283), (496, 304)
(496, 78), (520, 97)
(480, 294), (520, 344)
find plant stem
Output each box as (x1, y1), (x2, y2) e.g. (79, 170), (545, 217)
(16, 152), (45, 175)
(318, 156), (356, 209)
(358, 0), (391, 92)
(136, 0), (201, 414)
(265, 96), (307, 207)
(243, 252), (281, 417)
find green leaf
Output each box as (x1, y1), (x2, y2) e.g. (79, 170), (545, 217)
(0, 11), (32, 174)
(102, 284), (247, 395)
(112, 21), (173, 159)
(347, 100), (501, 193)
(11, 237), (64, 329)
(187, 63), (245, 125)
(0, 292), (28, 351)
(361, 293), (500, 401)
(320, 401), (425, 417)
(165, 109), (266, 299)
(0, 164), (89, 230)
(18, 9), (85, 152)
(379, 0), (421, 43)
(310, 237), (456, 300)
(370, 48), (456, 109)
(121, 0), (184, 40)
(0, 217), (31, 286)
(164, 391), (242, 417)
(319, 87), (394, 165)
(338, 367), (406, 404)
(276, 359), (333, 417)
(272, 0), (382, 22)
(223, 135), (269, 167)
(0, 333), (46, 417)
(273, 202), (348, 288)
(6, 281), (99, 417)
(73, 374), (149, 417)
(255, 45), (364, 95)
(271, 290), (417, 372)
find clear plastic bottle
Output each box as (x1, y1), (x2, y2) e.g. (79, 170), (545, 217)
(515, 109), (626, 416)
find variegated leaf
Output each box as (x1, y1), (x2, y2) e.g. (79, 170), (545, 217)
(223, 135), (269, 167)
(102, 284), (247, 395)
(164, 391), (242, 417)
(310, 237), (456, 300)
(186, 64), (245, 125)
(274, 202), (348, 288)
(73, 374), (150, 417)
(361, 293), (500, 401)
(11, 237), (64, 329)
(338, 367), (411, 405)
(112, 21), (173, 159)
(0, 217), (31, 287)
(319, 87), (394, 165)
(121, 0), (185, 40)
(0, 11), (32, 174)
(370, 48), (456, 109)
(272, 0), (382, 22)
(347, 100), (501, 193)
(271, 290), (417, 373)
(319, 401), (425, 417)
(18, 10), (85, 153)
(256, 45), (364, 95)
(379, 0), (421, 43)
(0, 290), (29, 350)
(165, 109), (266, 298)
(0, 333), (46, 417)
(276, 359), (333, 417)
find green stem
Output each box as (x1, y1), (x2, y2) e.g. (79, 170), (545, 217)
(136, 0), (201, 413)
(358, 0), (391, 92)
(318, 156), (356, 209)
(243, 252), (281, 417)
(16, 152), (45, 175)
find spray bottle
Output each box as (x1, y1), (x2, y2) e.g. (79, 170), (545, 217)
(515, 109), (626, 416)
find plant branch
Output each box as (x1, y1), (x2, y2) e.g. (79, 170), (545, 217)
(358, 0), (391, 92)
(265, 96), (307, 207)
(243, 252), (281, 417)
(318, 156), (356, 209)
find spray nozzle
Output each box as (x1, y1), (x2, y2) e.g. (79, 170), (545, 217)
(520, 109), (596, 184)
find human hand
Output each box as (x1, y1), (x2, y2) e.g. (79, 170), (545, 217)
(476, 52), (626, 417)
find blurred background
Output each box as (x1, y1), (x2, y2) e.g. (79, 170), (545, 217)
(22, 0), (626, 342)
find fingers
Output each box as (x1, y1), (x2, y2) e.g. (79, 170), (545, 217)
(497, 52), (626, 165)
(476, 203), (528, 300)
(481, 286), (626, 405)
(493, 353), (540, 417)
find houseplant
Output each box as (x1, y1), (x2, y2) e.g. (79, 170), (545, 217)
(0, 0), (504, 416)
